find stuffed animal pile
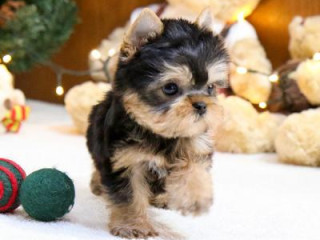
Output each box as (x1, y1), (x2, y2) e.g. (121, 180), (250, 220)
(216, 15), (320, 167)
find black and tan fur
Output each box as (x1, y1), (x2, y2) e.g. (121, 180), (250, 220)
(87, 8), (229, 239)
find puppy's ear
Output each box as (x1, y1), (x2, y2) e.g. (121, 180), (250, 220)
(196, 8), (214, 31)
(122, 8), (163, 59)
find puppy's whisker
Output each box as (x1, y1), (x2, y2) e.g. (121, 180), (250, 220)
(154, 103), (171, 113)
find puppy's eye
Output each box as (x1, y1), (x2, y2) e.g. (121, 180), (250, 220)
(207, 84), (214, 95)
(162, 83), (179, 96)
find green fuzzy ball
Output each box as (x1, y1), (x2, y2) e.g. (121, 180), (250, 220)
(20, 168), (75, 222)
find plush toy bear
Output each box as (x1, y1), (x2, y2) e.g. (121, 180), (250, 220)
(270, 54), (320, 166)
(224, 20), (273, 104)
(289, 15), (320, 60)
(88, 27), (125, 82)
(275, 108), (320, 167)
(290, 59), (320, 105)
(215, 96), (285, 153)
(64, 81), (111, 134)
(229, 39), (272, 104)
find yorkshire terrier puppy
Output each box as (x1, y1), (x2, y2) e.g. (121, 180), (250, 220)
(87, 8), (229, 239)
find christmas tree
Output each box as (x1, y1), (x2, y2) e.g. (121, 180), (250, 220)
(0, 0), (77, 72)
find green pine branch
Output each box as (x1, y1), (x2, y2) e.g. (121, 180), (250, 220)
(0, 0), (78, 72)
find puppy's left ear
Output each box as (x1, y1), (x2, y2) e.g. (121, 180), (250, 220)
(122, 8), (163, 59)
(196, 8), (214, 31)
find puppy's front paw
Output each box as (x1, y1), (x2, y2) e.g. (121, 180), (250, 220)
(109, 222), (158, 239)
(178, 196), (213, 216)
(166, 162), (213, 216)
(167, 184), (213, 216)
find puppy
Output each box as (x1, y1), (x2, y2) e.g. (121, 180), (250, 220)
(87, 8), (229, 239)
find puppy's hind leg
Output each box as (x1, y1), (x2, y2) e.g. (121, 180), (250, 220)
(108, 164), (158, 239)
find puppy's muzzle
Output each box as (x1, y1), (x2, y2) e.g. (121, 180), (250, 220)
(192, 101), (207, 116)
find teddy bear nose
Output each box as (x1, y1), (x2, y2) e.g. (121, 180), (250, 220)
(4, 98), (13, 110)
(192, 101), (207, 115)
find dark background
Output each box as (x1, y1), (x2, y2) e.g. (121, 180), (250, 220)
(15, 0), (320, 103)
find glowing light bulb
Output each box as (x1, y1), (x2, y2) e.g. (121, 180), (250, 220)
(258, 102), (267, 109)
(2, 54), (12, 64)
(313, 52), (320, 61)
(269, 73), (279, 83)
(108, 48), (116, 57)
(90, 49), (101, 60)
(236, 66), (248, 74)
(56, 85), (64, 96)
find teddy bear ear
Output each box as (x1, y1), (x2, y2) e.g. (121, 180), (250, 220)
(196, 8), (214, 31)
(123, 8), (163, 52)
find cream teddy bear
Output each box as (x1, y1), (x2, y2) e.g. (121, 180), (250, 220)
(89, 27), (126, 82)
(215, 96), (285, 153)
(275, 108), (320, 166)
(228, 38), (272, 104)
(224, 19), (273, 104)
(65, 81), (111, 134)
(290, 59), (320, 105)
(273, 58), (320, 167)
(289, 16), (320, 60)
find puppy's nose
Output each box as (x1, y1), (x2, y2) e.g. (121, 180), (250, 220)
(192, 101), (207, 115)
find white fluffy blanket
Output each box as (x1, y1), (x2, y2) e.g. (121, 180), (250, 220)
(0, 100), (319, 240)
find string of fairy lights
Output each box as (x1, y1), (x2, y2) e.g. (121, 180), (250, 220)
(0, 54), (12, 64)
(0, 49), (115, 96)
(233, 63), (278, 110)
(2, 47), (319, 110)
(234, 51), (320, 109)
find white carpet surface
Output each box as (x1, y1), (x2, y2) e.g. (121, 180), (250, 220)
(0, 100), (319, 240)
